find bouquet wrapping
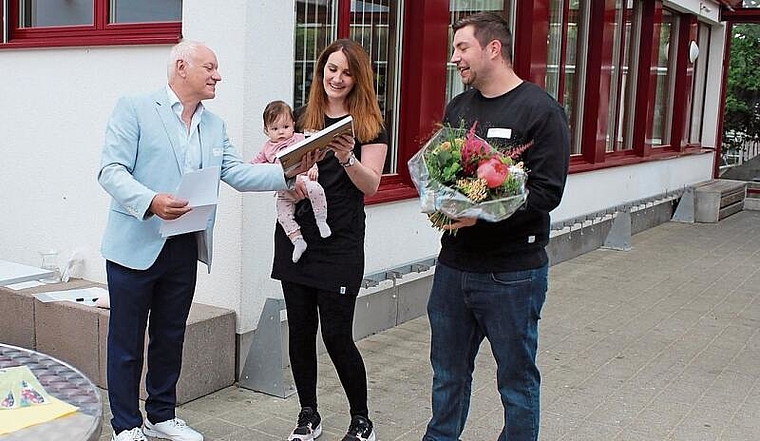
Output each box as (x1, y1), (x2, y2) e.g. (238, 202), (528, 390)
(407, 124), (528, 230)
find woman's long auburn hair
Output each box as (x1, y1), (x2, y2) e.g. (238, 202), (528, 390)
(299, 39), (384, 143)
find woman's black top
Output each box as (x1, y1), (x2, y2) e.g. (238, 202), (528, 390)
(271, 114), (388, 295)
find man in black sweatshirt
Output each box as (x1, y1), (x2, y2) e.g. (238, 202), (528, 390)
(423, 12), (570, 441)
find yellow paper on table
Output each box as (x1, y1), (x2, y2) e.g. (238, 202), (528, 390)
(0, 365), (79, 435)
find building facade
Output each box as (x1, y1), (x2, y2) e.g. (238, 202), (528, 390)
(0, 0), (726, 354)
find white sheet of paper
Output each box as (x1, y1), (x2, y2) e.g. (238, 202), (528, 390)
(160, 167), (219, 237)
(33, 287), (108, 307)
(175, 166), (219, 206)
(5, 280), (45, 290)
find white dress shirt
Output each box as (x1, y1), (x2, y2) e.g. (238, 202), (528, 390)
(166, 85), (204, 173)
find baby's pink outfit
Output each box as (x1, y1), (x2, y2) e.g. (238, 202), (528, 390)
(251, 133), (330, 262)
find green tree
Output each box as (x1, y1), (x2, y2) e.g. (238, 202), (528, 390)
(724, 23), (760, 146)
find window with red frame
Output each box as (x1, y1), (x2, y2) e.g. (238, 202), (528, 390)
(294, 0), (402, 176)
(291, 0), (712, 201)
(445, 1), (514, 103)
(1, 0), (181, 48)
(294, 0), (513, 204)
(530, 0), (706, 171)
(295, 0), (429, 204)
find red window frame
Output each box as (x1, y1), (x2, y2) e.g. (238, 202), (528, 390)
(366, 0), (450, 204)
(331, 0), (713, 203)
(521, 0), (706, 174)
(1, 0), (181, 49)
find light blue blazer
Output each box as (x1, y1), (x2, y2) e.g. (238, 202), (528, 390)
(99, 88), (287, 271)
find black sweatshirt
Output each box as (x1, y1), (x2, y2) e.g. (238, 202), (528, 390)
(438, 82), (571, 273)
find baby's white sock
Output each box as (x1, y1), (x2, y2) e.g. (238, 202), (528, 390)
(316, 220), (332, 238)
(292, 237), (307, 263)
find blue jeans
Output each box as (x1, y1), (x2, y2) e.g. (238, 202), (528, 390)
(423, 262), (548, 441)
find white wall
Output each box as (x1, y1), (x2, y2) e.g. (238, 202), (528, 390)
(0, 0), (721, 335)
(702, 22), (728, 150)
(551, 153), (715, 223)
(664, 0), (722, 23)
(0, 45), (170, 283)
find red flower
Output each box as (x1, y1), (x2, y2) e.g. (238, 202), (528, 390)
(477, 157), (510, 188)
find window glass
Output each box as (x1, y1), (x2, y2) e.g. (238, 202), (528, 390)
(689, 23), (709, 145)
(294, 0), (337, 109)
(649, 8), (677, 146)
(546, 0), (585, 155)
(19, 0), (93, 27)
(110, 0), (182, 23)
(350, 0), (402, 173)
(446, 0), (510, 103)
(294, 0), (402, 174)
(606, 0), (636, 152)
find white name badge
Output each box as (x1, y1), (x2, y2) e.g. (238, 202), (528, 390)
(212, 147), (223, 157)
(487, 128), (512, 139)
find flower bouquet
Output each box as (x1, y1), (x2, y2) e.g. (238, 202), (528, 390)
(407, 123), (529, 232)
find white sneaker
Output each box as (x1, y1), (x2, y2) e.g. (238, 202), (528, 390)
(112, 427), (147, 441)
(143, 417), (203, 441)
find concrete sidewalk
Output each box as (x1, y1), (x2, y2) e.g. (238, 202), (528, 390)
(99, 210), (760, 441)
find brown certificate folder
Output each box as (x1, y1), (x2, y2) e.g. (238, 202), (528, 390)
(276, 115), (354, 173)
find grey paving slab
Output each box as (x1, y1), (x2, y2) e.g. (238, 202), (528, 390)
(95, 211), (760, 440)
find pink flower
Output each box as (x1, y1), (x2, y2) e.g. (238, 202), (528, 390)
(461, 122), (492, 174)
(477, 157), (510, 188)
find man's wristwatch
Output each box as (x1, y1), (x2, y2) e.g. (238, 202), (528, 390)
(339, 153), (357, 167)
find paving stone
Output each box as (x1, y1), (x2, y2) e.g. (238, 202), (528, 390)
(92, 211), (760, 440)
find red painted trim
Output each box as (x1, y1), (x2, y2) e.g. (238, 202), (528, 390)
(644, 2), (664, 151)
(714, 22), (733, 178)
(556, 0), (570, 104)
(569, 145), (711, 173)
(718, 4), (760, 177)
(366, 0), (448, 206)
(513, 2), (534, 79)
(366, 176), (419, 205)
(632, 0), (655, 156)
(683, 19), (699, 146)
(722, 8), (760, 23)
(95, 0), (107, 29)
(579, 2), (601, 163)
(529, 0), (550, 87)
(2, 26), (182, 48)
(9, 0), (19, 33)
(580, 1), (617, 164)
(338, 0), (351, 39)
(2, 0), (181, 49)
(610, 5), (631, 152)
(669, 14), (693, 151)
(394, 0), (448, 189)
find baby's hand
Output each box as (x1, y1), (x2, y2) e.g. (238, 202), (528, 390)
(307, 165), (319, 181)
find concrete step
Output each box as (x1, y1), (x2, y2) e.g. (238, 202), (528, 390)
(0, 279), (235, 404)
(746, 183), (760, 210)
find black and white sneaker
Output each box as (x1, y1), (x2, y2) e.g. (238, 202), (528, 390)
(287, 407), (322, 441)
(341, 415), (376, 441)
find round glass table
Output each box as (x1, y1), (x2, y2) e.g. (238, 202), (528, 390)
(0, 343), (102, 441)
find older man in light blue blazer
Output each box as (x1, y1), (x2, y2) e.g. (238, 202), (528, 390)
(99, 41), (317, 441)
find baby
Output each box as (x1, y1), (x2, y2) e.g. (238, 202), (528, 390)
(251, 100), (331, 262)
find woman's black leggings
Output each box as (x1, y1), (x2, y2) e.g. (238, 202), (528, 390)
(281, 281), (369, 418)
